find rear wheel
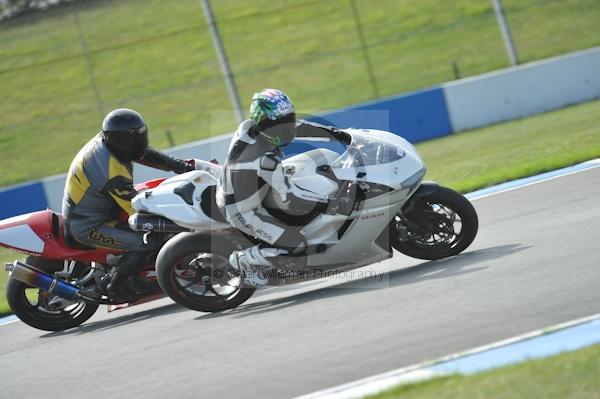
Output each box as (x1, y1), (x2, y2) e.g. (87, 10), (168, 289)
(156, 233), (255, 312)
(6, 257), (99, 331)
(391, 186), (478, 260)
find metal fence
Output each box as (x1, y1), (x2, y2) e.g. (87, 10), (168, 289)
(0, 0), (599, 185)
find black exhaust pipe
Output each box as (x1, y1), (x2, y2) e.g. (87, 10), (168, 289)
(129, 213), (190, 233)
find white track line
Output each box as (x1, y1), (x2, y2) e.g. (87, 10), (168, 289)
(295, 312), (600, 399)
(467, 158), (600, 200)
(0, 315), (19, 326)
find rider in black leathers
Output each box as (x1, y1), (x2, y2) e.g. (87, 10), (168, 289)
(62, 108), (195, 298)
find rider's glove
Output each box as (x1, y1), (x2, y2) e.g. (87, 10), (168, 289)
(183, 159), (196, 172)
(172, 159), (196, 174)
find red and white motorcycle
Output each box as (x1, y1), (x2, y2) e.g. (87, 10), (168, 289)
(0, 178), (173, 331)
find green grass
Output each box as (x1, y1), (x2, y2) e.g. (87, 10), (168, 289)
(367, 343), (600, 399)
(1, 98), (599, 316)
(0, 0), (599, 186)
(0, 248), (25, 316)
(419, 99), (600, 193)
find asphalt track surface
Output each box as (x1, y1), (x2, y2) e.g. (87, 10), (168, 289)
(1, 167), (599, 399)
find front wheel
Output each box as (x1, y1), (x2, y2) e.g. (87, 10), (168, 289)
(391, 186), (478, 260)
(156, 233), (255, 312)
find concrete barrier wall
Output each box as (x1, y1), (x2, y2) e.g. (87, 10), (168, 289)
(443, 47), (600, 132)
(1, 46), (599, 218)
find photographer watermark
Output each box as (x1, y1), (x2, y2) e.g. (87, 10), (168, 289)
(237, 266), (390, 288)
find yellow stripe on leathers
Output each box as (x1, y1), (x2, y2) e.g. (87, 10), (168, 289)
(108, 156), (135, 216)
(66, 154), (91, 205)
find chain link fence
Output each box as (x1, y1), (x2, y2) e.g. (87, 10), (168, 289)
(0, 0), (599, 185)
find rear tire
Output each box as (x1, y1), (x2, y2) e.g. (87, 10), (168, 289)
(6, 257), (98, 331)
(392, 186), (478, 260)
(156, 233), (255, 312)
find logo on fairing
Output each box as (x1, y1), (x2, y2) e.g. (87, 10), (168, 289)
(360, 212), (385, 220)
(142, 223), (154, 232)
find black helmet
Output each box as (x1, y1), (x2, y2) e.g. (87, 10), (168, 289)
(101, 108), (149, 161)
(249, 89), (296, 147)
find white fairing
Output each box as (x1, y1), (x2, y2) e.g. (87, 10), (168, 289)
(289, 128), (425, 267)
(283, 149), (340, 196)
(131, 167), (229, 231)
(133, 129), (426, 269)
(0, 225), (44, 253)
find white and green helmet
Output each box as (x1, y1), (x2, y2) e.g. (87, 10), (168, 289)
(249, 88), (296, 146)
(250, 89), (295, 124)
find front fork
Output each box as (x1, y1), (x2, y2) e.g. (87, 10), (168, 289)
(394, 182), (441, 240)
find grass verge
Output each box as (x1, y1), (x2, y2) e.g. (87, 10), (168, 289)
(366, 343), (600, 399)
(0, 0), (599, 186)
(1, 98), (599, 316)
(0, 249), (23, 317)
(418, 99), (600, 193)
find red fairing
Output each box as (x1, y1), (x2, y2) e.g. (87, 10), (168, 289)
(0, 210), (124, 263)
(134, 178), (167, 191)
(0, 211), (47, 255)
(0, 179), (166, 264)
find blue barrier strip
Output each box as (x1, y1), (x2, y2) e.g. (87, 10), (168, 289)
(0, 181), (48, 219)
(309, 87), (453, 143)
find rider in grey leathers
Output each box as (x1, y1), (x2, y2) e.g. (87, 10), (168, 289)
(216, 89), (338, 286)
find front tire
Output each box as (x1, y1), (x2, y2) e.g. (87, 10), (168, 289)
(156, 232), (255, 312)
(391, 186), (478, 260)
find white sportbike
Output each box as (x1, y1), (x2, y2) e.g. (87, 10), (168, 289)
(129, 128), (478, 312)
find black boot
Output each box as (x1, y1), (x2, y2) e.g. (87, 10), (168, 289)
(102, 253), (144, 302)
(104, 269), (139, 302)
(126, 275), (160, 296)
(104, 253), (160, 300)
